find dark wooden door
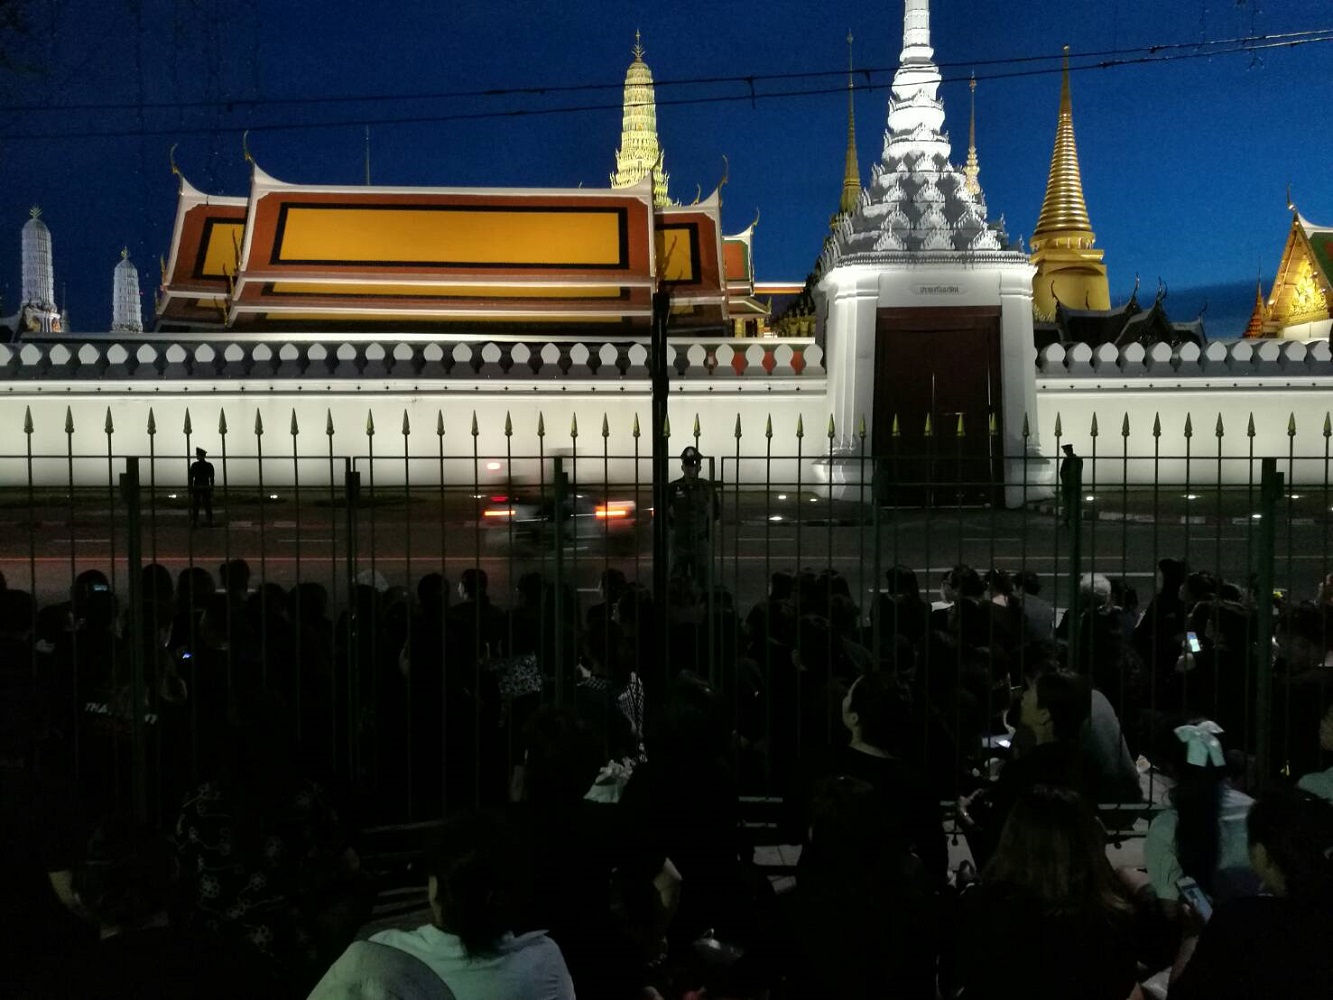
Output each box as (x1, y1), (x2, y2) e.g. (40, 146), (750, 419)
(873, 306), (1003, 506)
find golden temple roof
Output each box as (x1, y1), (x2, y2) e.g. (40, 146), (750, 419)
(1031, 48), (1095, 250)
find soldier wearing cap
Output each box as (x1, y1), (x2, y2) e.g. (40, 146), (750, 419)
(667, 446), (717, 583)
(189, 447), (215, 528)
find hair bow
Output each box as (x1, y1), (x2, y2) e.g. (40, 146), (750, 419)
(1174, 721), (1226, 768)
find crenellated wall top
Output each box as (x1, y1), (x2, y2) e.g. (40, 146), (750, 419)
(1036, 338), (1333, 380)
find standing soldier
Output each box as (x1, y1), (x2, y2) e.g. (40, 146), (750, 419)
(667, 446), (717, 585)
(189, 447), (215, 528)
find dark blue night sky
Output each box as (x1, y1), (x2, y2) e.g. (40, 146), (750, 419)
(1, 0), (1329, 336)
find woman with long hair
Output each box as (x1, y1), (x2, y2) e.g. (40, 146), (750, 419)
(1144, 719), (1260, 905)
(948, 785), (1170, 999)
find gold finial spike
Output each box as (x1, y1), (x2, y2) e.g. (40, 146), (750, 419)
(765, 415), (773, 440)
(858, 415), (867, 439)
(537, 413), (546, 438)
(892, 413), (901, 438)
(23, 406), (32, 435)
(602, 414), (610, 439)
(436, 410), (445, 437)
(663, 413), (671, 438)
(734, 414), (742, 440)
(470, 411), (478, 437)
(963, 72), (981, 196)
(1288, 413), (1297, 437)
(1324, 413), (1331, 439)
(217, 408), (226, 436)
(1152, 413), (1162, 438)
(120, 246), (129, 261)
(1032, 45), (1094, 248)
(1247, 413), (1256, 438)
(796, 415), (805, 439)
(692, 413), (701, 440)
(1054, 413), (1062, 437)
(828, 415), (836, 440)
(242, 129), (254, 165)
(326, 409), (335, 437)
(29, 205), (41, 220)
(366, 410), (375, 437)
(105, 407), (114, 435)
(401, 410), (410, 436)
(1183, 413), (1193, 439)
(504, 412), (513, 437)
(632, 28), (644, 60)
(956, 413), (965, 438)
(838, 29), (861, 217)
(989, 413), (998, 436)
(169, 143), (181, 180)
(570, 413), (578, 439)
(290, 410), (299, 437)
(183, 408), (193, 436)
(65, 406), (74, 435)
(255, 411), (264, 436)
(632, 413), (640, 439)
(924, 414), (933, 438)
(1022, 412), (1031, 439)
(1215, 414), (1224, 439)
(146, 408), (155, 436)
(1121, 413), (1130, 438)
(1090, 413), (1099, 438)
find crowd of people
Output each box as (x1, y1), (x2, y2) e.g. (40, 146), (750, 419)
(2, 553), (1332, 998)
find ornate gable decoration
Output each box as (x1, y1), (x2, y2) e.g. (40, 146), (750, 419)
(824, 0), (1018, 270)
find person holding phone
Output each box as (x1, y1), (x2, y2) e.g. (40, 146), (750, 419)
(1169, 787), (1333, 999)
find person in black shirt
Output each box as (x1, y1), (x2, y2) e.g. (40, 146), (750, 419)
(189, 447), (215, 528)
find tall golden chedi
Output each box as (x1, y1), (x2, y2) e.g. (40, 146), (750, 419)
(611, 31), (672, 207)
(836, 31), (861, 224)
(1029, 48), (1110, 318)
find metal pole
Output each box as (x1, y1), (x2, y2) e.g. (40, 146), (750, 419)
(1255, 458), (1281, 782)
(651, 290), (671, 681)
(120, 458), (147, 823)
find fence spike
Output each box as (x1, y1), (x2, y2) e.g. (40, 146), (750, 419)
(147, 408), (156, 436)
(796, 414), (805, 439)
(663, 413), (671, 438)
(892, 413), (901, 438)
(1022, 412), (1031, 440)
(765, 415), (772, 440)
(570, 413), (578, 439)
(401, 410), (410, 436)
(1089, 413), (1099, 438)
(23, 405), (32, 435)
(436, 410), (445, 438)
(955, 413), (965, 438)
(734, 414), (742, 440)
(692, 413), (701, 439)
(1152, 413), (1161, 438)
(537, 413), (545, 438)
(828, 414), (836, 440)
(365, 410), (375, 437)
(1215, 414), (1224, 439)
(326, 409), (335, 437)
(65, 406), (74, 435)
(105, 407), (115, 435)
(1053, 413), (1062, 438)
(183, 408), (192, 436)
(1121, 413), (1130, 438)
(290, 409), (299, 437)
(471, 411), (479, 437)
(1183, 413), (1193, 439)
(858, 415), (868, 440)
(254, 411), (264, 436)
(988, 412), (998, 436)
(632, 413), (640, 439)
(504, 412), (513, 437)
(1247, 413), (1256, 438)
(1288, 412), (1297, 437)
(602, 413), (610, 439)
(217, 408), (227, 436)
(1325, 413), (1332, 439)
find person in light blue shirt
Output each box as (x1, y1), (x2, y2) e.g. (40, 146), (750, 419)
(1296, 696), (1333, 803)
(310, 812), (573, 1000)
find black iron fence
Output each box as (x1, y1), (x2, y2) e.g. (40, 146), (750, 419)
(3, 408), (1332, 837)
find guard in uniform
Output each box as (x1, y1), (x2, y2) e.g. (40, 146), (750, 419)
(189, 447), (215, 528)
(667, 446), (717, 584)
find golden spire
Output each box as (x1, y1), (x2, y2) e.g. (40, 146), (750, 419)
(1244, 275), (1269, 338)
(838, 30), (861, 217)
(611, 31), (671, 206)
(1032, 47), (1094, 247)
(963, 73), (981, 196)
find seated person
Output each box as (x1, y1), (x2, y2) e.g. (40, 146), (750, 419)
(1295, 695), (1333, 802)
(1169, 787), (1333, 999)
(947, 785), (1172, 1000)
(310, 811), (573, 1000)
(1144, 719), (1259, 905)
(959, 668), (1097, 867)
(16, 816), (279, 999)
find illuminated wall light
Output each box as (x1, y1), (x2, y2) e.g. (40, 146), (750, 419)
(486, 461), (502, 471)
(776, 494), (788, 500)
(269, 493), (279, 500)
(167, 493), (178, 499)
(1252, 513), (1263, 519)
(1083, 495), (1095, 502)
(1184, 494), (1200, 500)
(769, 514), (783, 522)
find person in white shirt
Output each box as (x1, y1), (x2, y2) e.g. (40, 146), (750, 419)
(310, 812), (573, 1000)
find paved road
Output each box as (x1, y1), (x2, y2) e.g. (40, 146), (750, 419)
(2, 489), (1329, 615)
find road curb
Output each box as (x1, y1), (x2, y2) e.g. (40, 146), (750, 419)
(1031, 502), (1318, 528)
